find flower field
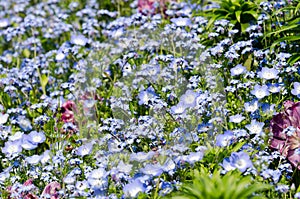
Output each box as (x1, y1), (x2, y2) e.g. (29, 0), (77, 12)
(1, 0), (300, 198)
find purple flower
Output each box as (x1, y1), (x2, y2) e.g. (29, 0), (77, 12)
(221, 151), (253, 173)
(270, 101), (300, 169)
(216, 131), (234, 147)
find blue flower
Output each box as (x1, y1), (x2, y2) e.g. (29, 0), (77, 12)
(70, 34), (87, 46)
(138, 87), (157, 106)
(229, 114), (245, 123)
(230, 64), (247, 76)
(245, 119), (264, 136)
(0, 113), (9, 124)
(257, 67), (279, 80)
(21, 135), (38, 150)
(123, 179), (146, 198)
(77, 142), (94, 157)
(291, 82), (300, 97)
(2, 140), (22, 157)
(216, 131), (234, 147)
(179, 89), (199, 108)
(170, 17), (192, 27)
(221, 151), (253, 173)
(140, 164), (164, 176)
(17, 116), (32, 131)
(27, 131), (46, 144)
(250, 84), (270, 99)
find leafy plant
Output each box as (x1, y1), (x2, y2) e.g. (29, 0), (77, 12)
(170, 167), (271, 199)
(204, 0), (258, 33)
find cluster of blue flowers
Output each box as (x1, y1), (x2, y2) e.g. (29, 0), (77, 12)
(0, 0), (300, 198)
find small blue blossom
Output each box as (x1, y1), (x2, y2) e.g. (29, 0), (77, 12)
(216, 131), (234, 147)
(250, 84), (270, 99)
(221, 151), (253, 173)
(257, 67), (279, 80)
(245, 120), (265, 136)
(230, 64), (247, 76)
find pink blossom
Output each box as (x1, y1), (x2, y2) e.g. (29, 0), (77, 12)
(41, 181), (61, 199)
(270, 101), (300, 169)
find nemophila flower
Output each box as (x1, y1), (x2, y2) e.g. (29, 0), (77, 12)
(123, 179), (146, 198)
(244, 99), (259, 113)
(230, 64), (247, 76)
(179, 89), (199, 108)
(170, 102), (186, 114)
(0, 18), (10, 28)
(130, 151), (155, 162)
(70, 34), (87, 46)
(229, 114), (245, 123)
(270, 101), (300, 169)
(197, 122), (213, 133)
(2, 140), (22, 157)
(21, 135), (38, 150)
(55, 50), (66, 61)
(250, 84), (270, 99)
(0, 112), (9, 124)
(216, 131), (234, 147)
(245, 119), (265, 136)
(267, 83), (281, 93)
(171, 17), (192, 27)
(140, 164), (164, 176)
(221, 151), (253, 173)
(77, 142), (94, 156)
(257, 67), (279, 80)
(17, 116), (32, 131)
(275, 185), (289, 193)
(25, 155), (41, 165)
(138, 87), (157, 106)
(27, 131), (46, 144)
(186, 151), (204, 164)
(291, 82), (300, 97)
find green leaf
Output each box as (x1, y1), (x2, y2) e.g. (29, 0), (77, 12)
(288, 53), (300, 65)
(270, 35), (300, 52)
(264, 24), (299, 38)
(235, 10), (242, 23)
(243, 10), (258, 19)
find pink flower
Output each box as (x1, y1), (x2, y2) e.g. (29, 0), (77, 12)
(41, 181), (61, 199)
(61, 100), (77, 123)
(8, 179), (38, 199)
(138, 0), (171, 15)
(270, 101), (300, 169)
